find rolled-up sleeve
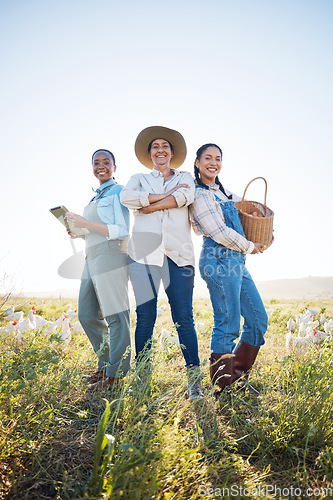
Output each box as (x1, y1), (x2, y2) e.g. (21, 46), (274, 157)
(190, 189), (252, 254)
(107, 224), (119, 240)
(97, 192), (129, 241)
(120, 175), (150, 209)
(172, 172), (195, 207)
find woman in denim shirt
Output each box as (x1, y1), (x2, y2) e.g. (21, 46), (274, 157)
(190, 143), (268, 396)
(66, 149), (131, 390)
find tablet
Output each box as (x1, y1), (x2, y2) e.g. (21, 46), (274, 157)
(49, 205), (89, 236)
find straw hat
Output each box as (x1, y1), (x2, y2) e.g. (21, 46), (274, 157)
(134, 125), (187, 169)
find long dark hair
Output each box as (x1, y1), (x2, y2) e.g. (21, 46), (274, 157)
(194, 143), (232, 199)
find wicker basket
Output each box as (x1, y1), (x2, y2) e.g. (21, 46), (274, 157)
(234, 177), (274, 247)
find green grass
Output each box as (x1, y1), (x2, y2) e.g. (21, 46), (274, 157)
(1, 297), (333, 499)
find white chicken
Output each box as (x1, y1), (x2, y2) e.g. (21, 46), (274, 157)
(195, 321), (206, 333)
(296, 311), (314, 325)
(34, 314), (52, 328)
(17, 314), (36, 334)
(3, 311), (24, 322)
(23, 309), (37, 329)
(0, 320), (19, 336)
(287, 318), (296, 332)
(304, 320), (319, 330)
(58, 316), (71, 349)
(304, 307), (318, 316)
(320, 313), (327, 325)
(286, 331), (311, 355)
(65, 304), (78, 320)
(298, 322), (308, 336)
(157, 305), (166, 317)
(324, 320), (333, 334)
(44, 316), (67, 335)
(70, 320), (85, 334)
(159, 329), (180, 351)
(306, 328), (328, 344)
(1, 305), (15, 317)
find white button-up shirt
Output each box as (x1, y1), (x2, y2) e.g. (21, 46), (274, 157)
(120, 169), (195, 267)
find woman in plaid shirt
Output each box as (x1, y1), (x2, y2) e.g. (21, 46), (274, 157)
(189, 143), (268, 396)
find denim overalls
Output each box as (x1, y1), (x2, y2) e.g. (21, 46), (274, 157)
(198, 193), (267, 353)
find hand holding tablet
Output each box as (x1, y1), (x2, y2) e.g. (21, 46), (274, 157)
(49, 205), (89, 237)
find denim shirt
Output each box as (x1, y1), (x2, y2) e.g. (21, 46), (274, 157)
(90, 179), (129, 241)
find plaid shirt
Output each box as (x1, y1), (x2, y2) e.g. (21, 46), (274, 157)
(189, 183), (254, 254)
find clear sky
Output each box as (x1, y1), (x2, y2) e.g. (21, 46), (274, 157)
(0, 0), (332, 295)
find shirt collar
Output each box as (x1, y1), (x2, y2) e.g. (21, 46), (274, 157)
(92, 178), (115, 193)
(151, 168), (164, 178)
(194, 180), (219, 190)
(151, 168), (179, 178)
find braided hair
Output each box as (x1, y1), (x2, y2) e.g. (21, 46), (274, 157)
(194, 143), (232, 199)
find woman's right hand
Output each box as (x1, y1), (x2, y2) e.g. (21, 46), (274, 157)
(251, 242), (266, 254)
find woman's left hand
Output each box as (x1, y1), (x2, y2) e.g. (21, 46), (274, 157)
(251, 243), (267, 254)
(65, 212), (88, 228)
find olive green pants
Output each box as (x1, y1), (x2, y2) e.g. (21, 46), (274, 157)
(78, 257), (131, 378)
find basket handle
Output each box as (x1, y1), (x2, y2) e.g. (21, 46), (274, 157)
(241, 176), (268, 205)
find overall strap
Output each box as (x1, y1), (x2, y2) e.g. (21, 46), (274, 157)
(213, 193), (234, 205)
(90, 182), (118, 203)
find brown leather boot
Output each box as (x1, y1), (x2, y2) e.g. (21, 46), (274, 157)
(88, 377), (116, 390)
(82, 371), (105, 384)
(210, 353), (236, 395)
(233, 340), (260, 395)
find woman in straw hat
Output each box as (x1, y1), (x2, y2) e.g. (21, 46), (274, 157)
(120, 126), (203, 401)
(189, 143), (268, 397)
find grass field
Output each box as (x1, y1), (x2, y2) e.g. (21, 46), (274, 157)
(1, 297), (333, 499)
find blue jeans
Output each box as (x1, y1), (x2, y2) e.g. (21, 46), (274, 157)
(128, 256), (200, 367)
(199, 240), (267, 353)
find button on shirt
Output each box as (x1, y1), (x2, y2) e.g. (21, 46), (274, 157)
(190, 182), (254, 254)
(120, 169), (195, 266)
(90, 179), (129, 241)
